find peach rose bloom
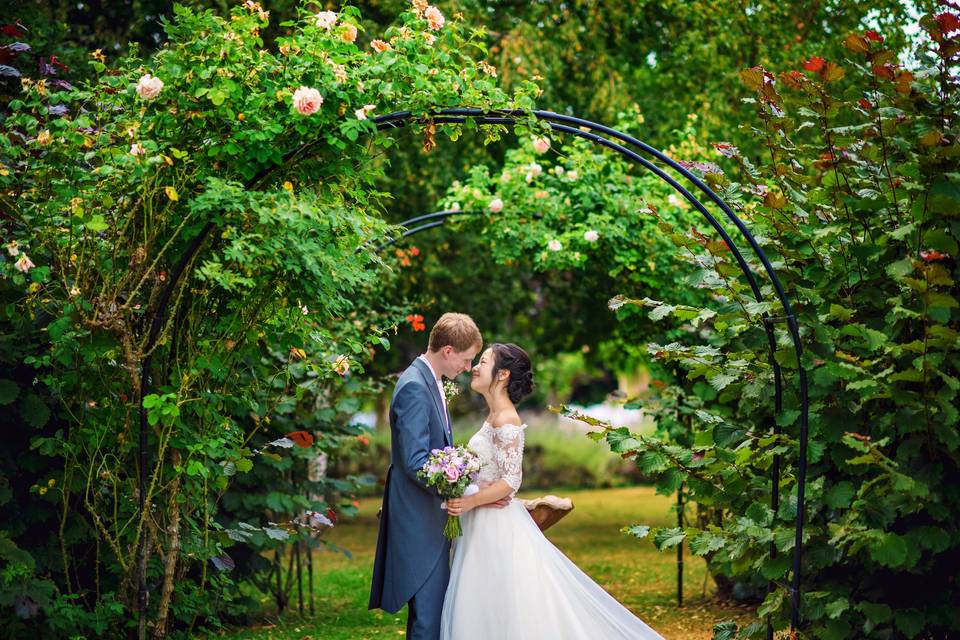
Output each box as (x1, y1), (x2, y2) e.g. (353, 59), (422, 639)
(341, 23), (358, 43)
(36, 130), (52, 146)
(355, 104), (376, 120)
(424, 5), (445, 30)
(129, 143), (147, 156)
(371, 39), (391, 53)
(533, 137), (550, 153)
(314, 11), (337, 30)
(15, 254), (35, 273)
(136, 74), (164, 100)
(292, 86), (323, 116)
(488, 198), (504, 213)
(548, 240), (562, 252)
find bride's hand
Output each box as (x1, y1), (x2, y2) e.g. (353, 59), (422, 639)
(447, 496), (475, 516)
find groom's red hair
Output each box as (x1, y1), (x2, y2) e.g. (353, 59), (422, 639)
(428, 313), (482, 353)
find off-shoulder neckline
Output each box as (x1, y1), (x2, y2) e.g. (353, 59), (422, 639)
(482, 420), (527, 430)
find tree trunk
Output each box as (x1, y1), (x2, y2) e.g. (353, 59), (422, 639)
(152, 449), (182, 639)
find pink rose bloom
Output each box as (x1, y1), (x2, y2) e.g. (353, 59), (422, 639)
(14, 254), (35, 273)
(533, 137), (550, 153)
(371, 39), (391, 53)
(566, 169), (579, 180)
(488, 198), (504, 213)
(130, 143), (147, 156)
(444, 466), (460, 482)
(423, 33), (436, 46)
(314, 11), (337, 30)
(424, 6), (445, 30)
(584, 230), (599, 242)
(136, 74), (164, 100)
(548, 239), (562, 252)
(341, 23), (358, 43)
(354, 104), (375, 120)
(292, 86), (323, 116)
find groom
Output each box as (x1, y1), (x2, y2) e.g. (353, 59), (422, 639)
(369, 313), (483, 640)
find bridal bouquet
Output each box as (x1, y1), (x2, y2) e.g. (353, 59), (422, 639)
(419, 445), (482, 539)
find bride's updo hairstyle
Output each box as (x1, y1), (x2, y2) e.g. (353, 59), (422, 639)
(489, 343), (534, 404)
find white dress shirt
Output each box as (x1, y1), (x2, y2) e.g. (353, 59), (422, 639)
(418, 354), (450, 431)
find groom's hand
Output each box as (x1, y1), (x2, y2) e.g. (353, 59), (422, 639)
(475, 481), (511, 509)
(482, 496), (511, 509)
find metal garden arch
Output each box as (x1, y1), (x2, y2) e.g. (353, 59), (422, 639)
(137, 108), (810, 638)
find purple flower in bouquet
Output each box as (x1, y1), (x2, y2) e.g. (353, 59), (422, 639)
(418, 445), (482, 539)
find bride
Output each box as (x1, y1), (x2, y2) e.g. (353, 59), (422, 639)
(441, 343), (665, 639)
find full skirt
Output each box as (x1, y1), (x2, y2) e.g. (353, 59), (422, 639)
(440, 500), (665, 639)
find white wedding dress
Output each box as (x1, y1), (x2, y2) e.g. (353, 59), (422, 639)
(440, 421), (665, 639)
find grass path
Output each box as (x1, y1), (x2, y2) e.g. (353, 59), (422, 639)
(220, 486), (753, 639)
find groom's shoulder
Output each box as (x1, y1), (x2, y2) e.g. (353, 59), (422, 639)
(393, 362), (426, 393)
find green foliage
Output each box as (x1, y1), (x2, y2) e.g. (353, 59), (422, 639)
(0, 2), (534, 636)
(559, 14), (960, 640)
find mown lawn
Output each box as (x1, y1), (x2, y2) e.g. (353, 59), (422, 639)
(217, 486), (754, 639)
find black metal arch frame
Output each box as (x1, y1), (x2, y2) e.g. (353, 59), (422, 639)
(137, 109), (810, 637)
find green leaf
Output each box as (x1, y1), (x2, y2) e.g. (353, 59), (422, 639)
(895, 609), (924, 638)
(20, 394), (51, 429)
(857, 602), (892, 624)
(653, 527), (686, 549)
(85, 215), (109, 233)
(264, 527), (289, 541)
(623, 524), (650, 539)
(235, 458), (253, 473)
(869, 533), (907, 568)
(0, 379), (19, 406)
(885, 258), (914, 280)
(825, 597), (849, 619)
(759, 554), (790, 580)
(825, 481), (854, 509)
(689, 532), (725, 555)
(924, 229), (959, 255)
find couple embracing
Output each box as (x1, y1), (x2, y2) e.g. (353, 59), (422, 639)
(369, 313), (665, 639)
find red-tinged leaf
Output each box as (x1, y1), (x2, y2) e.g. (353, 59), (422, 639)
(823, 62), (846, 83)
(873, 64), (896, 80)
(739, 66), (765, 91)
(286, 430), (314, 448)
(714, 142), (740, 158)
(844, 34), (869, 54)
(895, 71), (914, 95)
(865, 30), (884, 43)
(936, 12), (960, 34)
(780, 70), (805, 90)
(921, 250), (949, 262)
(803, 56), (825, 72)
(858, 98), (873, 110)
(0, 21), (27, 38)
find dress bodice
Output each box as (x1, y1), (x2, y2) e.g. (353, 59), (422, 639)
(467, 421), (526, 496)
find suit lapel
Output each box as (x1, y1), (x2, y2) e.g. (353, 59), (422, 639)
(412, 358), (452, 446)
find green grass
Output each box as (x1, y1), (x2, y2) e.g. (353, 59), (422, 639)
(215, 486), (754, 640)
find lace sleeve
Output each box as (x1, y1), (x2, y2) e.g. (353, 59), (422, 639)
(492, 424), (525, 494)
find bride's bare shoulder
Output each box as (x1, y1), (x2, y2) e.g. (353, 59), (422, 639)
(490, 411), (523, 429)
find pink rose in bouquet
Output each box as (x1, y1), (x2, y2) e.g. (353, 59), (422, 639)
(419, 445), (482, 538)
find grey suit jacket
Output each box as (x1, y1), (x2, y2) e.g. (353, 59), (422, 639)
(369, 358), (452, 613)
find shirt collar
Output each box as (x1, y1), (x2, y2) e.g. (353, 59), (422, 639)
(417, 353), (442, 382)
